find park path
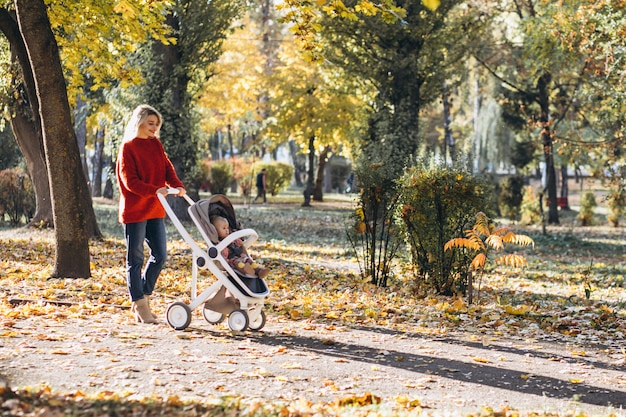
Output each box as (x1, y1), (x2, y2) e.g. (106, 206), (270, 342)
(1, 304), (625, 416)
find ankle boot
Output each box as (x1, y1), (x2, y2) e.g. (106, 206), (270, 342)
(132, 298), (158, 324)
(145, 295), (159, 320)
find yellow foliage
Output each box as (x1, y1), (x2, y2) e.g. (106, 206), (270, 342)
(422, 0), (441, 12)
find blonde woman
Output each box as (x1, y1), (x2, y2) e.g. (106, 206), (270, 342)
(116, 105), (186, 323)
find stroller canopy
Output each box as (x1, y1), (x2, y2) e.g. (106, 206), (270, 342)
(189, 194), (241, 244)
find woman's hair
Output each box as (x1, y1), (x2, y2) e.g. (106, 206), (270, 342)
(122, 104), (163, 142)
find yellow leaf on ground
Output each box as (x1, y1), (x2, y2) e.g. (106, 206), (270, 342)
(505, 304), (531, 315)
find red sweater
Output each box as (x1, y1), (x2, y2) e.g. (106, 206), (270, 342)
(116, 137), (184, 224)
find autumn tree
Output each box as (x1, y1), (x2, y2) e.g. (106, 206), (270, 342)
(471, 0), (626, 224)
(197, 13), (270, 161)
(266, 45), (368, 205)
(126, 0), (244, 219)
(14, 0), (91, 277)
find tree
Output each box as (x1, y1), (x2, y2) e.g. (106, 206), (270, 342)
(15, 0), (91, 277)
(473, 0), (626, 225)
(0, 7), (52, 226)
(266, 44), (367, 205)
(197, 13), (269, 160)
(1, 0), (172, 229)
(133, 0), (244, 218)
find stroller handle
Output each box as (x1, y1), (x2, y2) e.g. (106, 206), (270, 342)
(161, 187), (195, 206)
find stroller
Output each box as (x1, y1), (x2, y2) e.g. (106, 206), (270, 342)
(157, 190), (269, 331)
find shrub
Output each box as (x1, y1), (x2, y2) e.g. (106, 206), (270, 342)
(347, 162), (403, 288)
(254, 162), (293, 197)
(398, 165), (493, 296)
(607, 181), (625, 227)
(498, 174), (525, 220)
(232, 158), (255, 197)
(445, 212), (534, 303)
(519, 186), (542, 226)
(579, 191), (596, 226)
(209, 161), (234, 195)
(0, 168), (35, 225)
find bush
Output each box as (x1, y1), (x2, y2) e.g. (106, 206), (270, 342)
(607, 181), (625, 227)
(347, 161), (403, 288)
(254, 162), (293, 197)
(498, 174), (525, 220)
(519, 186), (542, 226)
(579, 191), (596, 226)
(0, 168), (35, 225)
(232, 158), (255, 197)
(398, 165), (493, 296)
(209, 161), (234, 195)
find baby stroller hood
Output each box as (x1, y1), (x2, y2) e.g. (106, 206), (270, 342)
(189, 194), (241, 244)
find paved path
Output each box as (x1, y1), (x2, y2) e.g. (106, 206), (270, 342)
(2, 308), (625, 416)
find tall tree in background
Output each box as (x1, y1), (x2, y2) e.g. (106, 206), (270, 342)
(14, 0), (91, 277)
(320, 0), (480, 177)
(472, 0), (616, 224)
(136, 0), (244, 217)
(266, 44), (368, 205)
(197, 13), (268, 159)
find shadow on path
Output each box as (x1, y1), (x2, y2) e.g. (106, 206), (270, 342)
(191, 325), (626, 410)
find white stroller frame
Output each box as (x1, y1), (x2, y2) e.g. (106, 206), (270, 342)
(158, 189), (269, 331)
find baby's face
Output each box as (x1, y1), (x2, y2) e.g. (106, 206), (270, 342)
(215, 220), (230, 239)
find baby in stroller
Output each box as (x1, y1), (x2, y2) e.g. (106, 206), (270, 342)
(210, 215), (270, 279)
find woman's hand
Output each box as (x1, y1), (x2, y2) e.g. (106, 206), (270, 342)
(156, 187), (168, 196)
(176, 187), (186, 197)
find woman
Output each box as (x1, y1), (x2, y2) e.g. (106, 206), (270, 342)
(116, 104), (186, 323)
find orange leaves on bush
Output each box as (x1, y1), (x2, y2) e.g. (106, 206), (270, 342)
(445, 212), (534, 275)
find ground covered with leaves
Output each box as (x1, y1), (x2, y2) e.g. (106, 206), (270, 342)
(0, 197), (625, 416)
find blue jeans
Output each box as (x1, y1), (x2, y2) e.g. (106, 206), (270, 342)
(124, 218), (167, 302)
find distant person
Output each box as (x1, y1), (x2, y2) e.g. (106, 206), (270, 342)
(346, 172), (355, 193)
(210, 215), (269, 279)
(116, 104), (186, 324)
(253, 168), (267, 204)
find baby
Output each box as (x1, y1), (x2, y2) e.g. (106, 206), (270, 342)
(210, 215), (269, 279)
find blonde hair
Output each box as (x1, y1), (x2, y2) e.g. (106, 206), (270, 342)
(122, 104), (163, 142)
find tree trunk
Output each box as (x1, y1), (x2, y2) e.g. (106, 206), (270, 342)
(9, 109), (53, 225)
(16, 0), (93, 277)
(74, 95), (89, 180)
(560, 164), (570, 211)
(91, 125), (105, 197)
(312, 145), (331, 202)
(289, 140), (305, 187)
(537, 73), (559, 224)
(302, 136), (315, 207)
(442, 82), (456, 164)
(0, 7), (52, 226)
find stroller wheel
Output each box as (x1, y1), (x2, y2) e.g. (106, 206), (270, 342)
(166, 302), (192, 330)
(227, 309), (249, 332)
(248, 310), (266, 331)
(202, 307), (225, 324)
